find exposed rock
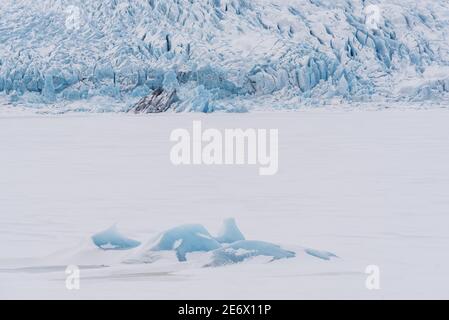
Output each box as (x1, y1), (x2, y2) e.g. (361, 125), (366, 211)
(129, 88), (178, 113)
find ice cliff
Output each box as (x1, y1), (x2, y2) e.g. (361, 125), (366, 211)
(1, 0), (448, 112)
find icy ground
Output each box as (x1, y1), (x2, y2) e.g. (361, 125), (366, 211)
(1, 109), (449, 299)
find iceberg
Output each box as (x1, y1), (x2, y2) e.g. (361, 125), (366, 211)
(91, 225), (141, 250)
(214, 218), (245, 244)
(206, 240), (295, 267)
(305, 248), (338, 261)
(0, 1), (448, 112)
(128, 88), (178, 113)
(150, 224), (221, 262)
(93, 219), (339, 267)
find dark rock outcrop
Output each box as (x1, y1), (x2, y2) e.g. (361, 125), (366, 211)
(129, 88), (178, 113)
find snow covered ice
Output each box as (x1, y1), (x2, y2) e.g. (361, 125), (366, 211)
(206, 240), (296, 267)
(91, 225), (141, 250)
(1, 111), (449, 299)
(147, 224), (221, 262)
(304, 248), (338, 261)
(214, 218), (245, 244)
(117, 218), (299, 265)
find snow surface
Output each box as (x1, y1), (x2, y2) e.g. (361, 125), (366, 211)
(1, 110), (449, 299)
(1, 0), (449, 112)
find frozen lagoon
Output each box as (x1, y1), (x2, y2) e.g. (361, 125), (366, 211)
(0, 109), (449, 299)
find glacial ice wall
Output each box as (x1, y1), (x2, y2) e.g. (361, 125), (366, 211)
(0, 0), (448, 112)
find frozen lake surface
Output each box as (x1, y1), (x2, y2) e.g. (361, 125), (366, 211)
(0, 109), (448, 299)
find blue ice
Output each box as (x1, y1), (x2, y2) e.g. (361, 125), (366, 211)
(151, 224), (221, 262)
(206, 240), (295, 267)
(91, 225), (141, 250)
(305, 248), (337, 260)
(214, 218), (245, 244)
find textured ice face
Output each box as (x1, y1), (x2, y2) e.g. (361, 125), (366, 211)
(304, 248), (337, 261)
(1, 0), (449, 111)
(91, 225), (141, 250)
(206, 240), (296, 267)
(151, 224), (221, 262)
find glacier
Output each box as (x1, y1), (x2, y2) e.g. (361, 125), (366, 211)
(1, 0), (448, 112)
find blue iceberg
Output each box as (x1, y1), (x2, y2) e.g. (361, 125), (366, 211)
(2, 1), (449, 112)
(305, 248), (338, 261)
(214, 218), (245, 244)
(151, 224), (221, 262)
(92, 225), (141, 250)
(206, 240), (295, 267)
